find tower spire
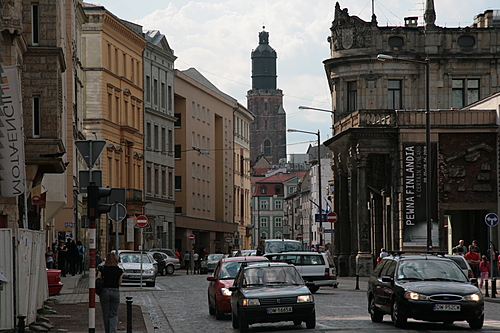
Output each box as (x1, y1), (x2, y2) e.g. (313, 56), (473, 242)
(424, 0), (436, 28)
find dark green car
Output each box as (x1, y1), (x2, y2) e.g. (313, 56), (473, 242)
(229, 262), (315, 332)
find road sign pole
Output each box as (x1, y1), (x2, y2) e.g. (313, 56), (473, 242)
(88, 210), (97, 333)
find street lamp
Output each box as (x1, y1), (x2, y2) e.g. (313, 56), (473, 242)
(377, 54), (432, 251)
(288, 128), (323, 248)
(298, 106), (335, 114)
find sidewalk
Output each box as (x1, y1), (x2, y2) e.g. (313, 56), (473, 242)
(43, 272), (154, 333)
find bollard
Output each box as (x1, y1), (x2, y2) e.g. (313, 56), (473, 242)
(492, 277), (497, 298)
(355, 274), (360, 290)
(17, 315), (26, 333)
(484, 279), (489, 298)
(126, 296), (133, 333)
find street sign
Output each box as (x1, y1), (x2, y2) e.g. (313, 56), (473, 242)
(75, 140), (106, 169)
(136, 215), (148, 228)
(324, 229), (334, 233)
(297, 233), (303, 239)
(225, 236), (233, 243)
(314, 214), (327, 222)
(485, 213), (499, 227)
(327, 212), (338, 223)
(108, 203), (126, 222)
(189, 234), (195, 241)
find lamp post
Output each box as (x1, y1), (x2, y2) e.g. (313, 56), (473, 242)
(288, 128), (323, 247)
(377, 54), (432, 251)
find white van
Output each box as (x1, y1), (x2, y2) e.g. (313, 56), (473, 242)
(256, 239), (303, 255)
(264, 251), (339, 293)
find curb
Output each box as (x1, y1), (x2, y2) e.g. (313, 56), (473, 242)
(140, 304), (156, 333)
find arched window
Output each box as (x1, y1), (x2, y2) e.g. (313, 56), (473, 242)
(260, 185), (267, 194)
(264, 140), (271, 156)
(274, 186), (281, 195)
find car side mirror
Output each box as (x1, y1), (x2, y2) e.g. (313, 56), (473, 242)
(229, 286), (238, 292)
(470, 277), (478, 285)
(206, 276), (215, 282)
(381, 276), (393, 283)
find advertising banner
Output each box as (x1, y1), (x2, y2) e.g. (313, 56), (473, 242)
(402, 142), (438, 246)
(0, 66), (26, 197)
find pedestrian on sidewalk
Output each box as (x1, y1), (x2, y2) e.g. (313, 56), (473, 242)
(479, 255), (490, 288)
(184, 251), (190, 274)
(45, 247), (55, 269)
(97, 252), (123, 333)
(56, 240), (68, 277)
(465, 245), (481, 278)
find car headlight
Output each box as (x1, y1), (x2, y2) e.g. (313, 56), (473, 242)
(297, 295), (313, 303)
(221, 288), (232, 297)
(404, 291), (429, 301)
(463, 293), (482, 302)
(242, 298), (260, 306)
(146, 269), (155, 274)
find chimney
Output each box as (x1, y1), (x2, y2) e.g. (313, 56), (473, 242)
(405, 17), (418, 28)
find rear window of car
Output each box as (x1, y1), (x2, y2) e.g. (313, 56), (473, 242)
(446, 256), (468, 269)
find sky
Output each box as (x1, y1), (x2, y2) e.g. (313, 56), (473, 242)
(93, 0), (496, 155)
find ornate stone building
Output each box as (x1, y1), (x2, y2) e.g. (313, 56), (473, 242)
(324, 2), (499, 276)
(248, 29), (286, 166)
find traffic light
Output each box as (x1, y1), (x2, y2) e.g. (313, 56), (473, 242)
(87, 183), (113, 219)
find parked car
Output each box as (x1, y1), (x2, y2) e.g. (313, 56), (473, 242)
(229, 262), (316, 331)
(47, 269), (64, 296)
(264, 251), (338, 293)
(149, 248), (176, 258)
(445, 254), (474, 279)
(200, 254), (226, 274)
(367, 253), (484, 329)
(256, 239), (303, 255)
(117, 251), (157, 287)
(207, 256), (268, 319)
(235, 250), (257, 257)
(150, 251), (180, 275)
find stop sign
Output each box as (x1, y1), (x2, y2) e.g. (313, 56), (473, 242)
(189, 234), (195, 241)
(136, 215), (148, 228)
(326, 212), (338, 223)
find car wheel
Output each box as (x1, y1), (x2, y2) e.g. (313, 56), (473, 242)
(231, 310), (239, 329)
(305, 310), (316, 329)
(468, 314), (484, 329)
(391, 300), (407, 328)
(308, 285), (319, 293)
(166, 264), (175, 275)
(369, 296), (384, 323)
(293, 319), (302, 325)
(239, 310), (249, 332)
(215, 300), (225, 320)
(208, 293), (215, 315)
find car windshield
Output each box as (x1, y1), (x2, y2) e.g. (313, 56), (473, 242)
(242, 266), (303, 287)
(264, 241), (302, 253)
(206, 254), (225, 261)
(396, 259), (468, 282)
(120, 254), (151, 264)
(220, 261), (264, 279)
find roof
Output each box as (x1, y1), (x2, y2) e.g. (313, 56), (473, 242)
(180, 68), (236, 104)
(221, 256), (268, 263)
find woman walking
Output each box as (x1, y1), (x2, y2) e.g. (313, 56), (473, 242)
(97, 252), (123, 333)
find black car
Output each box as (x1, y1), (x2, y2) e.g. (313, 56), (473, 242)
(367, 253), (484, 329)
(229, 262), (315, 332)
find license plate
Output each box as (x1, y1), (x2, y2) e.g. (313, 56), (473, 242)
(266, 306), (292, 314)
(434, 304), (460, 311)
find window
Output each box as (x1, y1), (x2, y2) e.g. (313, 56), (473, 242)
(146, 165), (152, 193)
(33, 96), (40, 138)
(32, 5), (39, 45)
(274, 186), (282, 195)
(154, 168), (159, 195)
(162, 170), (167, 196)
(289, 186), (296, 194)
(260, 185), (267, 194)
(175, 175), (182, 190)
(452, 79), (479, 108)
(168, 85), (173, 111)
(174, 145), (181, 159)
(174, 113), (181, 127)
(154, 124), (159, 150)
(275, 201), (282, 210)
(168, 171), (173, 197)
(260, 200), (268, 210)
(145, 76), (151, 102)
(161, 82), (165, 108)
(275, 217), (282, 227)
(192, 102), (196, 117)
(146, 122), (152, 149)
(260, 217), (268, 228)
(153, 79), (158, 105)
(161, 127), (166, 152)
(347, 81), (357, 112)
(264, 140), (271, 156)
(388, 80), (402, 109)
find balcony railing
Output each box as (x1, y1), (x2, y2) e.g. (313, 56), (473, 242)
(333, 109), (497, 136)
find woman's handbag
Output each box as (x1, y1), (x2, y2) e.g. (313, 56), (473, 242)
(95, 277), (104, 296)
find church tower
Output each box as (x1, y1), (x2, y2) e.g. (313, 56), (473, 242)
(248, 28), (286, 166)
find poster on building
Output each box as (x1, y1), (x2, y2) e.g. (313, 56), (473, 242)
(0, 66), (26, 197)
(402, 142), (438, 247)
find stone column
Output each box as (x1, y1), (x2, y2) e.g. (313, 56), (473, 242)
(356, 152), (373, 276)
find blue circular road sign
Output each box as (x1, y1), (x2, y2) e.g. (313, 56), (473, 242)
(485, 213), (499, 227)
